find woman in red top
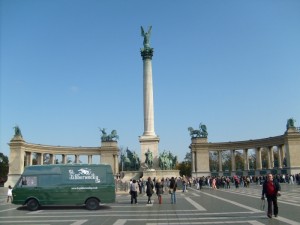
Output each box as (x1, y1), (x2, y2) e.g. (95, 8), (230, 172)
(261, 173), (281, 218)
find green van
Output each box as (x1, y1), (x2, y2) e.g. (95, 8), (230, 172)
(12, 164), (115, 211)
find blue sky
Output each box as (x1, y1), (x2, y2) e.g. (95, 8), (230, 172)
(1, 0), (300, 162)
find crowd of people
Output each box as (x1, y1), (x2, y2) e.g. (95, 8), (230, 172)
(191, 173), (300, 190)
(118, 172), (299, 219)
(128, 177), (178, 205)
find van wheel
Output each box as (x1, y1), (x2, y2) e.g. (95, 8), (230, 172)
(27, 199), (39, 211)
(86, 198), (99, 210)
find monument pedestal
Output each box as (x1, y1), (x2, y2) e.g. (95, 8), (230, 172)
(139, 135), (160, 169)
(121, 169), (180, 181)
(143, 169), (180, 179)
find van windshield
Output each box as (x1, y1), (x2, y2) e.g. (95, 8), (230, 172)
(18, 176), (37, 187)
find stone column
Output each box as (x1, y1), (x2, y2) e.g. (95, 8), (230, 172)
(37, 153), (43, 165)
(88, 155), (92, 164)
(139, 47), (160, 168)
(75, 155), (80, 163)
(243, 149), (249, 171)
(50, 154), (55, 164)
(231, 150), (236, 171)
(277, 145), (283, 168)
(141, 48), (156, 137)
(267, 147), (271, 169)
(270, 146), (274, 168)
(25, 152), (32, 166)
(62, 154), (67, 164)
(114, 154), (119, 175)
(218, 151), (222, 172)
(192, 151), (195, 172)
(194, 151), (197, 172)
(255, 147), (262, 170)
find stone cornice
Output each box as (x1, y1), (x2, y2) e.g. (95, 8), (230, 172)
(190, 135), (285, 150)
(16, 142), (101, 155)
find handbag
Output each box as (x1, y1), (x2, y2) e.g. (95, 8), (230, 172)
(169, 189), (172, 194)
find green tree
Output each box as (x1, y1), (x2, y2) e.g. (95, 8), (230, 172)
(0, 153), (9, 185)
(178, 152), (191, 177)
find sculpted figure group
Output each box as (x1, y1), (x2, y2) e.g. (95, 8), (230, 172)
(188, 123), (208, 138)
(100, 128), (119, 142)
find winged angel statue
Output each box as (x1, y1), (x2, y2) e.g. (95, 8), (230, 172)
(141, 26), (152, 49)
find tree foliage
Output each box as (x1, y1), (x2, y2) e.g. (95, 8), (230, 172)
(0, 153), (9, 185)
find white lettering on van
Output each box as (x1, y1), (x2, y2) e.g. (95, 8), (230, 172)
(68, 168), (101, 183)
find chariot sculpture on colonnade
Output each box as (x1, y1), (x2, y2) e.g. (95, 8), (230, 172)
(188, 123), (208, 138)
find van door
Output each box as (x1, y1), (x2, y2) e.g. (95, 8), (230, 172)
(13, 176), (39, 204)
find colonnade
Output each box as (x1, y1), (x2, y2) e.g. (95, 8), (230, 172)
(194, 145), (286, 173)
(190, 127), (300, 177)
(6, 136), (119, 187)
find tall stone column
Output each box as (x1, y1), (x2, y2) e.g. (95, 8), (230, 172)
(139, 46), (160, 168)
(243, 149), (249, 171)
(231, 150), (236, 172)
(218, 151), (222, 172)
(277, 145), (283, 168)
(255, 147), (262, 170)
(192, 151), (196, 172)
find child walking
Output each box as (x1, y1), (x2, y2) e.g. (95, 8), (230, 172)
(7, 185), (13, 203)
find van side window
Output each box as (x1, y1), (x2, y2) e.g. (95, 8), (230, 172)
(21, 176), (37, 187)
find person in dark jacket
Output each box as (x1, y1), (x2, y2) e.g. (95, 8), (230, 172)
(261, 173), (281, 218)
(146, 177), (154, 204)
(169, 177), (177, 204)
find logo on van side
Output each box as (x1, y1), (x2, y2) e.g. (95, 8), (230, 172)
(68, 168), (101, 183)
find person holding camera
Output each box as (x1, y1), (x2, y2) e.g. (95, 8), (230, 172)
(261, 173), (281, 218)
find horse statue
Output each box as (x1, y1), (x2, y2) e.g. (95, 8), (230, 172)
(100, 128), (119, 141)
(159, 151), (171, 170)
(108, 129), (119, 141)
(200, 123), (208, 138)
(124, 148), (140, 171)
(120, 153), (131, 171)
(99, 128), (108, 141)
(188, 127), (201, 138)
(13, 126), (23, 137)
(145, 149), (153, 168)
(286, 118), (296, 130)
(188, 123), (208, 138)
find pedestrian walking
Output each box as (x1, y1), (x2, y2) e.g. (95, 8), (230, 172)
(261, 173), (281, 218)
(130, 179), (138, 204)
(7, 185), (13, 203)
(169, 177), (177, 204)
(146, 177), (154, 204)
(155, 179), (164, 204)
